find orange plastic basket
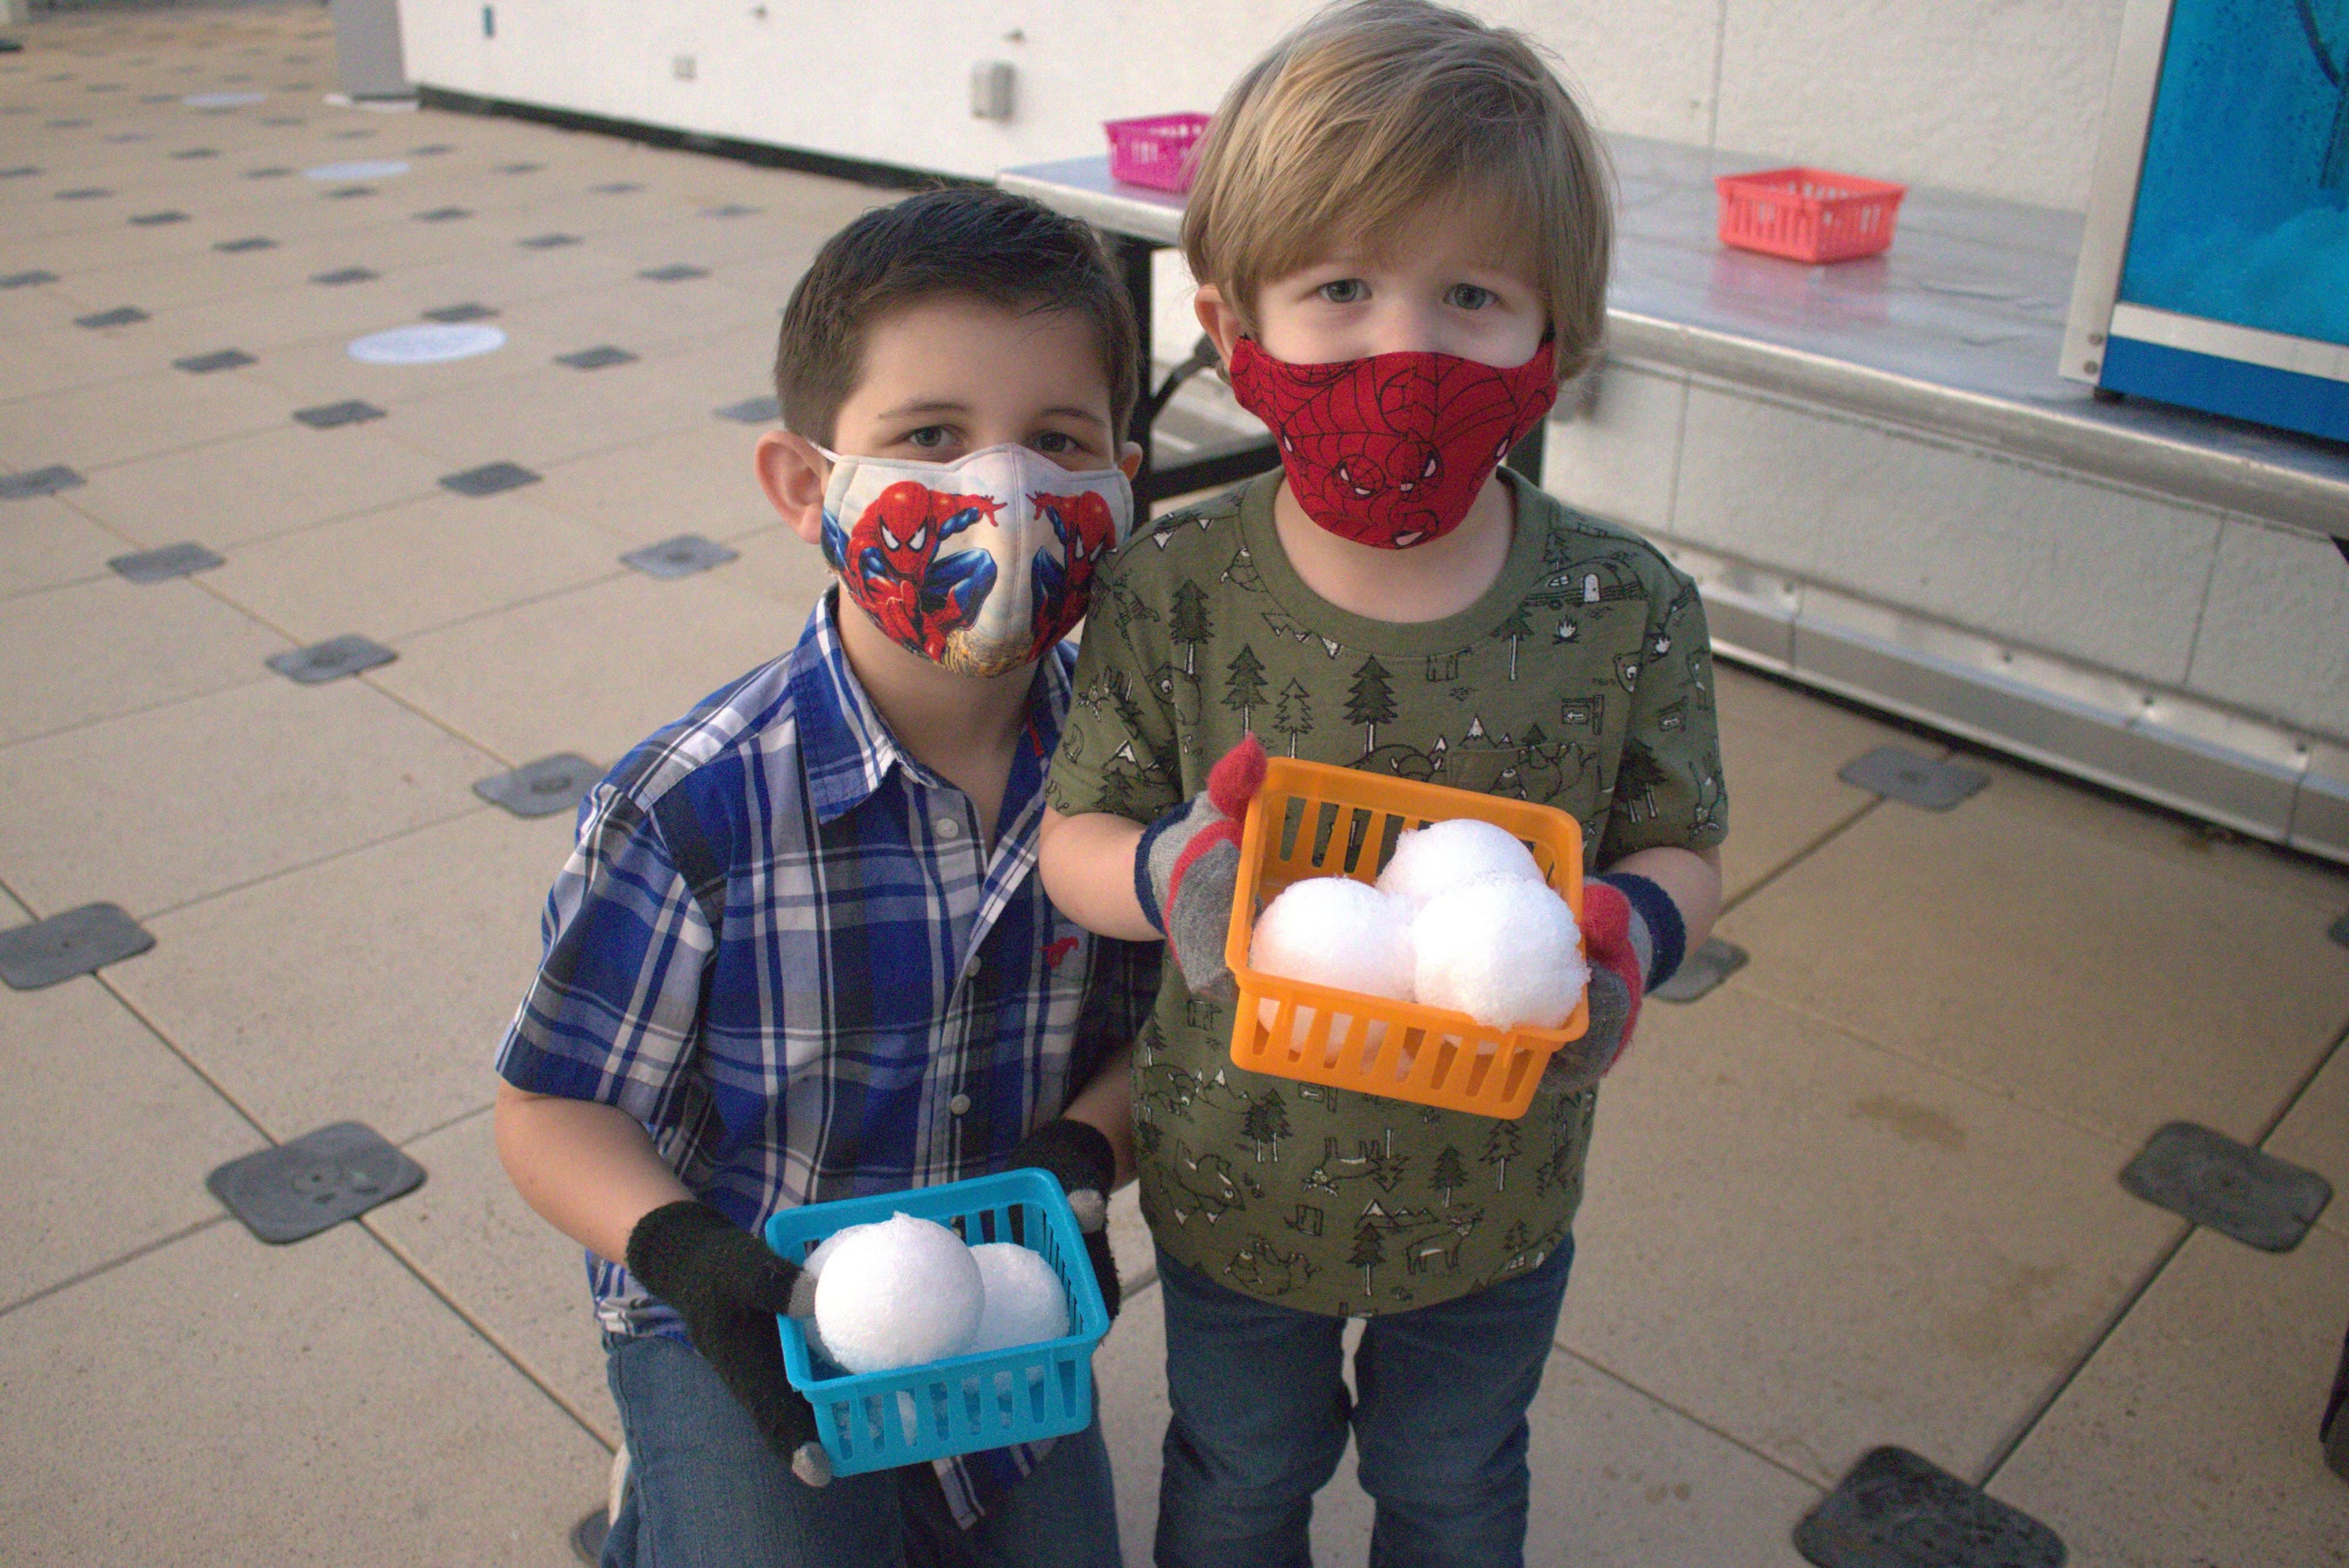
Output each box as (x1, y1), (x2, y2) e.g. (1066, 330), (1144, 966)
(1714, 166), (1907, 264)
(1223, 758), (1591, 1121)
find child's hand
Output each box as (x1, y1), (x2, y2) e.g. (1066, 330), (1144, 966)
(1551, 877), (1651, 1093)
(625, 1200), (832, 1486)
(1008, 1119), (1122, 1318)
(1134, 734), (1268, 1006)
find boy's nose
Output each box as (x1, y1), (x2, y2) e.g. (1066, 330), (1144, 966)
(1364, 298), (1460, 360)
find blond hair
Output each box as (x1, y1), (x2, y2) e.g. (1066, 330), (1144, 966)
(1181, 0), (1613, 382)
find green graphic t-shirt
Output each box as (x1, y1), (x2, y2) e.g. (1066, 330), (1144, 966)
(1046, 469), (1728, 1317)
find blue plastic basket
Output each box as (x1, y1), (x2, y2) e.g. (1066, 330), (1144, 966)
(761, 1169), (1109, 1476)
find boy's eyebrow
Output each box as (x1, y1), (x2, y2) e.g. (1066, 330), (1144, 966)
(873, 398), (1105, 429)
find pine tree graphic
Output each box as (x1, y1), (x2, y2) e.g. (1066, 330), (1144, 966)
(1243, 1089), (1291, 1163)
(1429, 1144), (1467, 1207)
(1221, 644), (1268, 732)
(1345, 655), (1396, 755)
(1495, 603), (1532, 679)
(1274, 679), (1313, 757)
(1480, 1120), (1520, 1191)
(1170, 581), (1212, 676)
(1350, 1213), (1386, 1297)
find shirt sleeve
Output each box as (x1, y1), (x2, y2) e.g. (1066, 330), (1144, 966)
(1599, 567), (1731, 864)
(1042, 566), (1184, 826)
(494, 783), (715, 1132)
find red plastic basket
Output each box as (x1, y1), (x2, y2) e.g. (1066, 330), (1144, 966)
(1715, 166), (1907, 264)
(1105, 113), (1209, 193)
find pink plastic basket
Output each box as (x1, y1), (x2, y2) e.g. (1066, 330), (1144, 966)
(1715, 166), (1907, 264)
(1105, 113), (1209, 193)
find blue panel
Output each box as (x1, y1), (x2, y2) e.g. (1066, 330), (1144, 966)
(2118, 0), (2349, 351)
(2102, 336), (2349, 443)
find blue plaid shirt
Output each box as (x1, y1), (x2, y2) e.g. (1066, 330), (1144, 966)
(496, 591), (1155, 1520)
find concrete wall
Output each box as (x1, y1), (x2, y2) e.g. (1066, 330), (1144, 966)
(399, 1), (2128, 213)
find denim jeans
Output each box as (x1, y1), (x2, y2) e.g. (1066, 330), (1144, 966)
(1153, 1236), (1576, 1568)
(601, 1331), (1122, 1568)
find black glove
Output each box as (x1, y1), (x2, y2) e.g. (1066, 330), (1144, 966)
(1008, 1119), (1121, 1320)
(625, 1199), (832, 1486)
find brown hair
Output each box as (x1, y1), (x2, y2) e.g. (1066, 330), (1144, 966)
(1181, 0), (1614, 382)
(775, 186), (1139, 445)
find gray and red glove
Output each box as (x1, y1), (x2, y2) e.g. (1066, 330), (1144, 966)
(1008, 1118), (1122, 1319)
(1133, 734), (1268, 1006)
(1553, 872), (1685, 1092)
(625, 1199), (831, 1486)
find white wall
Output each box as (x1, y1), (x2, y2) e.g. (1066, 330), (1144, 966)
(400, 1), (2128, 213)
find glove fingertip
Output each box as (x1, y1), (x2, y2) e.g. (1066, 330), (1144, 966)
(790, 1442), (833, 1488)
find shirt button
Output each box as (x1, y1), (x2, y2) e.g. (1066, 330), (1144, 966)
(934, 817), (962, 840)
(948, 1093), (972, 1116)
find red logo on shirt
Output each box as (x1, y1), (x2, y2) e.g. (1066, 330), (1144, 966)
(1044, 936), (1080, 969)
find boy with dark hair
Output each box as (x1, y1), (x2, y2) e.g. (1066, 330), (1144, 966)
(1038, 4), (1728, 1563)
(493, 184), (1153, 1568)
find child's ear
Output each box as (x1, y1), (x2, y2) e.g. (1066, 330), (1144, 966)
(1118, 440), (1143, 481)
(1194, 284), (1246, 366)
(753, 430), (830, 547)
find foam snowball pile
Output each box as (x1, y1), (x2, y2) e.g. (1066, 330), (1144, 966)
(1247, 819), (1587, 1032)
(806, 1213), (1069, 1375)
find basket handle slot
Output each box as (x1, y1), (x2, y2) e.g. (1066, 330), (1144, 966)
(1372, 813), (1406, 876)
(1277, 795), (1307, 862)
(1307, 800), (1341, 868)
(1339, 807), (1373, 874)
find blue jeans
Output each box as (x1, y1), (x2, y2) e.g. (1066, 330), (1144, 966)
(601, 1331), (1122, 1568)
(1154, 1236), (1576, 1568)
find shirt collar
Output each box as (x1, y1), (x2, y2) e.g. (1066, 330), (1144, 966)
(786, 590), (1074, 827)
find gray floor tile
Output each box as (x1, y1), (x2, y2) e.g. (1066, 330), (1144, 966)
(0, 574), (282, 745)
(0, 1220), (607, 1566)
(0, 676), (494, 916)
(368, 1110), (622, 1445)
(110, 806), (571, 1143)
(0, 973), (255, 1308)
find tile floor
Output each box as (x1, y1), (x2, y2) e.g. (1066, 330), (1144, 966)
(2, 5), (2347, 1565)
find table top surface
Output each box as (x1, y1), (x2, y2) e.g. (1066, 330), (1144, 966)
(1000, 143), (2347, 539)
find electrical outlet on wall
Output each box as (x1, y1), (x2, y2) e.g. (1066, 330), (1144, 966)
(970, 60), (1014, 121)
(482, 5), (494, 39)
(672, 54), (696, 81)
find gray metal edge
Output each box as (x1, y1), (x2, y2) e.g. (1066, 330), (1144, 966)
(2060, 0), (2173, 388)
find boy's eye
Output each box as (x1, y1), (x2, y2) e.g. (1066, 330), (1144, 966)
(1032, 430), (1076, 455)
(1446, 284), (1495, 310)
(1317, 278), (1367, 305)
(904, 425), (951, 449)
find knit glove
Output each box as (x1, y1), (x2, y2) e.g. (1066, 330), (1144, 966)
(1008, 1118), (1122, 1320)
(1549, 872), (1684, 1095)
(625, 1199), (832, 1486)
(1133, 734), (1269, 1006)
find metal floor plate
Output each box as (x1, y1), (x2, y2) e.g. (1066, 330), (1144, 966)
(422, 301), (496, 322)
(638, 264), (707, 281)
(2, 270), (60, 288)
(622, 534), (738, 578)
(413, 205), (470, 221)
(518, 232), (579, 248)
(213, 236), (276, 253)
(0, 465), (85, 499)
(130, 209), (187, 225)
(2331, 911), (2349, 948)
(172, 348), (253, 374)
(475, 753), (601, 818)
(557, 345), (635, 371)
(267, 634), (396, 684)
(2119, 1121), (2330, 1251)
(715, 395), (779, 423)
(309, 266), (376, 285)
(292, 399), (384, 429)
(109, 541), (224, 583)
(441, 461), (540, 497)
(1795, 1447), (2065, 1568)
(75, 305), (149, 328)
(0, 903), (155, 990)
(206, 1122), (424, 1244)
(1654, 938), (1749, 1004)
(1839, 746), (1991, 812)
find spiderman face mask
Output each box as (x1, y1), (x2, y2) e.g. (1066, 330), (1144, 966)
(1226, 338), (1559, 549)
(817, 443), (1133, 677)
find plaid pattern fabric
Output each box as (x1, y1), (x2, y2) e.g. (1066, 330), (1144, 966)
(496, 591), (1156, 1520)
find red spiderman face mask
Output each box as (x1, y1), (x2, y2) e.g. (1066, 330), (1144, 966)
(1226, 338), (1559, 549)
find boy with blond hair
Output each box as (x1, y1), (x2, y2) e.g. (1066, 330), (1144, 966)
(1038, 3), (1728, 1560)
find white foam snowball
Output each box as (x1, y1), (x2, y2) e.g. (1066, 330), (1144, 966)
(800, 1221), (878, 1279)
(1375, 819), (1544, 916)
(964, 1243), (1070, 1354)
(813, 1213), (984, 1374)
(1249, 877), (1416, 998)
(1411, 877), (1588, 1030)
